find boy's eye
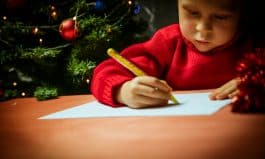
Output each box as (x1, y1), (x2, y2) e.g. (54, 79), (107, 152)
(213, 15), (229, 20)
(188, 10), (199, 16)
(182, 5), (200, 17)
(186, 9), (199, 16)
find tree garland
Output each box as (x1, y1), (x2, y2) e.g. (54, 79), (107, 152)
(232, 49), (265, 113)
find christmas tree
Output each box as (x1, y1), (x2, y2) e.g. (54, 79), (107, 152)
(0, 0), (150, 100)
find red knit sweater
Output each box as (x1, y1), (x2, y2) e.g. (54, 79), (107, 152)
(91, 24), (250, 107)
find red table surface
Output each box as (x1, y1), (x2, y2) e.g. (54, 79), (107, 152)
(0, 92), (265, 159)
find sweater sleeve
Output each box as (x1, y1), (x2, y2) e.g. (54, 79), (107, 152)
(90, 25), (178, 107)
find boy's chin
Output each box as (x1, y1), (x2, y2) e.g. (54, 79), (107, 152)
(195, 46), (215, 53)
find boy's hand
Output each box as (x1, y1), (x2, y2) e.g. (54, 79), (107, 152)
(116, 76), (173, 108)
(209, 78), (241, 100)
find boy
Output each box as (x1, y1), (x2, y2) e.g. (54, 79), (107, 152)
(91, 0), (251, 108)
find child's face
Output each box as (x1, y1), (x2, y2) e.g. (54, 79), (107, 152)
(178, 0), (241, 52)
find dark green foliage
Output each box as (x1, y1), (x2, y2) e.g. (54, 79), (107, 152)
(0, 0), (149, 100)
(0, 89), (18, 101)
(34, 87), (58, 101)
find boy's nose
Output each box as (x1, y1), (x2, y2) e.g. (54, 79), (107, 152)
(195, 19), (212, 35)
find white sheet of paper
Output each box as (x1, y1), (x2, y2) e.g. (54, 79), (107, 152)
(39, 92), (231, 119)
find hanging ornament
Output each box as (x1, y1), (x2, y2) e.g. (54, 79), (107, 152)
(133, 2), (141, 14)
(59, 18), (79, 41)
(232, 50), (265, 113)
(95, 0), (106, 11)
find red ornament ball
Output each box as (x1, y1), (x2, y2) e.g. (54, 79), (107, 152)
(59, 18), (79, 41)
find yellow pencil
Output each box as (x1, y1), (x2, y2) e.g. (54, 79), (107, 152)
(107, 48), (179, 105)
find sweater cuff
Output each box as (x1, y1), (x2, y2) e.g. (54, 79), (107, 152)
(101, 75), (132, 107)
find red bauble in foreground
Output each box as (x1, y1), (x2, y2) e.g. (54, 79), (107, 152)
(232, 50), (265, 113)
(59, 18), (79, 41)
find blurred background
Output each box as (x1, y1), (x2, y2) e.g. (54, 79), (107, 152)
(0, 0), (178, 100)
(142, 0), (177, 30)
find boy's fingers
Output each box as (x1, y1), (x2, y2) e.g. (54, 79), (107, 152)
(228, 90), (240, 99)
(209, 87), (226, 100)
(215, 85), (238, 99)
(135, 76), (172, 92)
(209, 78), (240, 100)
(134, 84), (171, 100)
(127, 94), (168, 109)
